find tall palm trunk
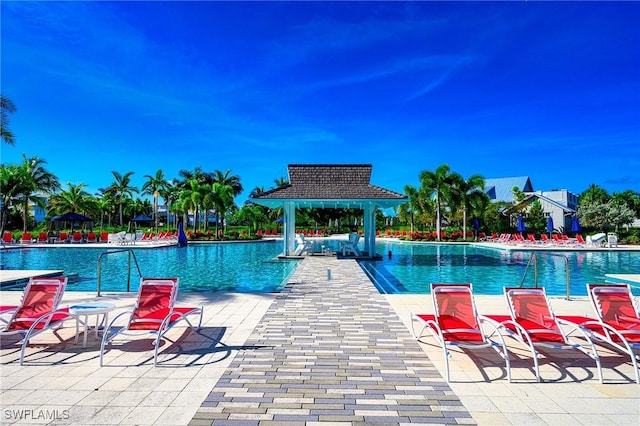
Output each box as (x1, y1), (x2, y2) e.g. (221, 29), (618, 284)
(22, 199), (28, 233)
(436, 195), (442, 241)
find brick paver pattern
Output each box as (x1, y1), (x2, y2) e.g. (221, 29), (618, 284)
(189, 257), (474, 425)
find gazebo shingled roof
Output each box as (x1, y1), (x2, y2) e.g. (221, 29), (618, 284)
(252, 164), (407, 208)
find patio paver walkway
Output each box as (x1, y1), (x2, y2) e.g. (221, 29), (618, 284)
(189, 257), (473, 425)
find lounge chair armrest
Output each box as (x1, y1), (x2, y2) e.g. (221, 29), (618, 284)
(556, 318), (598, 344)
(103, 310), (134, 334)
(22, 308), (72, 342)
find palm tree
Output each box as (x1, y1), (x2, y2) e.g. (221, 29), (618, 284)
(95, 189), (115, 229)
(419, 164), (458, 241)
(142, 169), (168, 232)
(1, 95), (17, 145)
(213, 169), (243, 196)
(403, 184), (425, 234)
(161, 180), (180, 229)
(274, 177), (289, 188)
(105, 171), (139, 227)
(178, 166), (210, 186)
(48, 182), (93, 216)
(211, 182), (234, 236)
(452, 174), (485, 241)
(0, 164), (30, 235)
(179, 179), (204, 231)
(212, 169), (242, 232)
(17, 154), (60, 232)
(579, 184), (610, 205)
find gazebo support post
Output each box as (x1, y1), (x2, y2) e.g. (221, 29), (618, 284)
(363, 203), (376, 257)
(283, 201), (296, 256)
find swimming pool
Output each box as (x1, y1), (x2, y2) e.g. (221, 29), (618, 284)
(0, 241), (299, 293)
(2, 240), (638, 296)
(360, 242), (640, 296)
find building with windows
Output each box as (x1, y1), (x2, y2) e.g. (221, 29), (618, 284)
(485, 176), (579, 233)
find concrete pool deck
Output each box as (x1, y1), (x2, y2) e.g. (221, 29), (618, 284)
(1, 256), (639, 425)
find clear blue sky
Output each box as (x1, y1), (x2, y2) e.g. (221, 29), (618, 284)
(2, 1), (639, 206)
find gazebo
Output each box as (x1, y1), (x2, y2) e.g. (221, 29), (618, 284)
(250, 164), (407, 258)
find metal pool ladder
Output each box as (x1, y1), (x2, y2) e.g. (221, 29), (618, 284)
(96, 249), (142, 296)
(519, 252), (572, 300)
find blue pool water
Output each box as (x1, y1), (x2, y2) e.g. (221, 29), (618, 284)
(360, 242), (640, 296)
(2, 240), (638, 296)
(0, 241), (299, 293)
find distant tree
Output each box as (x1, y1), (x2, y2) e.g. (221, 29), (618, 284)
(577, 202), (608, 230)
(576, 198), (634, 231)
(0, 164), (31, 235)
(527, 200), (547, 234)
(419, 164), (458, 241)
(579, 184), (610, 205)
(512, 186), (527, 204)
(179, 179), (204, 230)
(160, 180), (180, 229)
(452, 174), (485, 240)
(1, 95), (17, 145)
(606, 200), (636, 232)
(142, 169), (169, 232)
(178, 166), (210, 187)
(211, 182), (234, 235)
(612, 190), (640, 219)
(274, 177), (289, 188)
(48, 182), (94, 217)
(402, 184), (424, 234)
(105, 171), (138, 227)
(213, 169), (243, 196)
(95, 189), (116, 229)
(17, 155), (60, 232)
(232, 204), (267, 234)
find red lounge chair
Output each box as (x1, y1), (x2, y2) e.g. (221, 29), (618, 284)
(582, 284), (640, 383)
(576, 234), (586, 245)
(86, 231), (97, 243)
(510, 233), (526, 244)
(493, 287), (602, 383)
(0, 277), (71, 365)
(560, 235), (579, 245)
(2, 232), (13, 244)
(70, 231), (83, 243)
(99, 232), (109, 243)
(540, 234), (551, 244)
(100, 277), (203, 367)
(55, 232), (68, 243)
(410, 283), (511, 382)
(20, 232), (32, 244)
(527, 234), (541, 245)
(37, 232), (48, 243)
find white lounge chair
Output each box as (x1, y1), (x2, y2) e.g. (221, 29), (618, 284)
(294, 233), (315, 256)
(340, 232), (361, 256)
(586, 233), (606, 247)
(107, 231), (126, 245)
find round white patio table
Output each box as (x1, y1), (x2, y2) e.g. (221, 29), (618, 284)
(69, 302), (116, 347)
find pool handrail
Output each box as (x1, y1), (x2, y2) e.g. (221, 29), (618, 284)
(519, 252), (571, 300)
(96, 249), (142, 296)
